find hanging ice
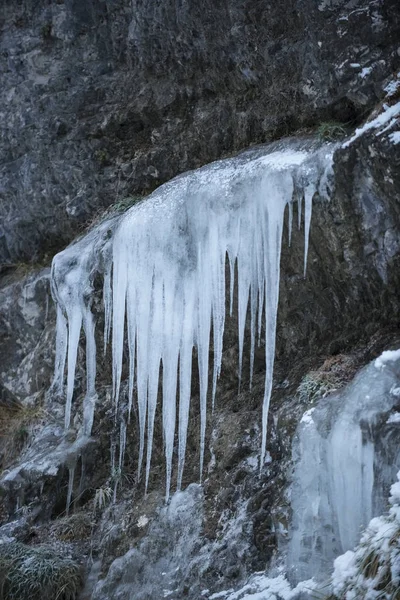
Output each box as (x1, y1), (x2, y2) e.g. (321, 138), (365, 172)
(288, 356), (400, 584)
(51, 138), (334, 499)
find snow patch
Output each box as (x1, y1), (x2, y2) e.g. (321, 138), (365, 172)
(387, 412), (400, 424)
(389, 131), (400, 144)
(359, 66), (372, 78)
(343, 101), (400, 148)
(208, 573), (316, 600)
(300, 407), (315, 425)
(375, 349), (400, 369)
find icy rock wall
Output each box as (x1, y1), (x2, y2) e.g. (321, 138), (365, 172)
(51, 139), (334, 499)
(288, 354), (400, 583)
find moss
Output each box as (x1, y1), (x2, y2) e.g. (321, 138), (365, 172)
(40, 23), (52, 40)
(0, 542), (82, 600)
(94, 149), (109, 166)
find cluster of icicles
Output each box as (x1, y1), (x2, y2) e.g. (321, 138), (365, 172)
(51, 140), (334, 499)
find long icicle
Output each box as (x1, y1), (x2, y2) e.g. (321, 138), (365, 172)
(51, 142), (333, 497)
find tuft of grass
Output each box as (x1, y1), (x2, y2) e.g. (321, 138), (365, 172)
(83, 194), (144, 234)
(105, 195), (143, 215)
(40, 22), (52, 40)
(93, 486), (112, 513)
(0, 542), (82, 600)
(317, 121), (347, 141)
(52, 513), (93, 542)
(0, 401), (49, 471)
(297, 372), (337, 403)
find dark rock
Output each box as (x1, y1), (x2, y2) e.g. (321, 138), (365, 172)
(1, 0), (399, 263)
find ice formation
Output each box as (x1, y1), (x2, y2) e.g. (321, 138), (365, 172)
(288, 354), (400, 584)
(331, 469), (400, 599)
(51, 139), (334, 499)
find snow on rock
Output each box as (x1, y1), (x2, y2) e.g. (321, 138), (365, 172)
(342, 101), (400, 148)
(384, 74), (400, 97)
(374, 348), (400, 369)
(331, 470), (400, 599)
(360, 66), (373, 79)
(387, 412), (400, 424)
(51, 139), (335, 498)
(299, 407), (315, 425)
(389, 131), (400, 144)
(208, 573), (316, 600)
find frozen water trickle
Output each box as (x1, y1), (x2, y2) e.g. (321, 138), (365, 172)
(51, 139), (334, 497)
(288, 355), (400, 584)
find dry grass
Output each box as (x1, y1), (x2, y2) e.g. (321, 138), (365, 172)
(0, 400), (48, 471)
(0, 542), (82, 600)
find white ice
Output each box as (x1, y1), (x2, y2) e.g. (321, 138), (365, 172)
(342, 101), (400, 148)
(51, 139), (334, 499)
(375, 348), (400, 369)
(288, 355), (400, 583)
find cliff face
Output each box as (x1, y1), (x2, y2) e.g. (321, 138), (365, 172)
(1, 0), (399, 262)
(0, 1), (400, 599)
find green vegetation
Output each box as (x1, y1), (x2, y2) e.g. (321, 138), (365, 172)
(297, 372), (337, 404)
(93, 485), (113, 513)
(109, 195), (143, 214)
(52, 513), (93, 542)
(0, 542), (82, 600)
(40, 23), (52, 40)
(94, 149), (109, 166)
(0, 401), (49, 470)
(86, 194), (144, 233)
(317, 121), (347, 141)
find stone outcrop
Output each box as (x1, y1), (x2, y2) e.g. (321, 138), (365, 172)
(1, 0), (399, 262)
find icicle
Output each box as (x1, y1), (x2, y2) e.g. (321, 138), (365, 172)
(53, 305), (68, 395)
(144, 275), (163, 492)
(288, 201), (293, 247)
(211, 229), (226, 409)
(119, 419), (127, 471)
(237, 251), (250, 392)
(177, 284), (195, 490)
(65, 309), (82, 430)
(51, 141), (334, 497)
(303, 183), (315, 277)
(111, 239), (128, 412)
(228, 254), (235, 317)
(51, 216), (120, 432)
(260, 172), (291, 470)
(103, 264), (112, 355)
(66, 464), (75, 516)
(298, 193), (302, 229)
(197, 241), (211, 482)
(249, 283), (257, 390)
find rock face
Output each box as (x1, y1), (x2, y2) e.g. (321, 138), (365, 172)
(0, 100), (400, 598)
(1, 0), (400, 263)
(1, 1), (400, 598)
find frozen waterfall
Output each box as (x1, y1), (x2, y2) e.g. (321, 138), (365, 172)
(51, 138), (334, 499)
(288, 355), (400, 584)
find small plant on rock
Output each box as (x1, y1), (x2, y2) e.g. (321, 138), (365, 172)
(317, 121), (347, 141)
(93, 485), (112, 513)
(0, 542), (82, 600)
